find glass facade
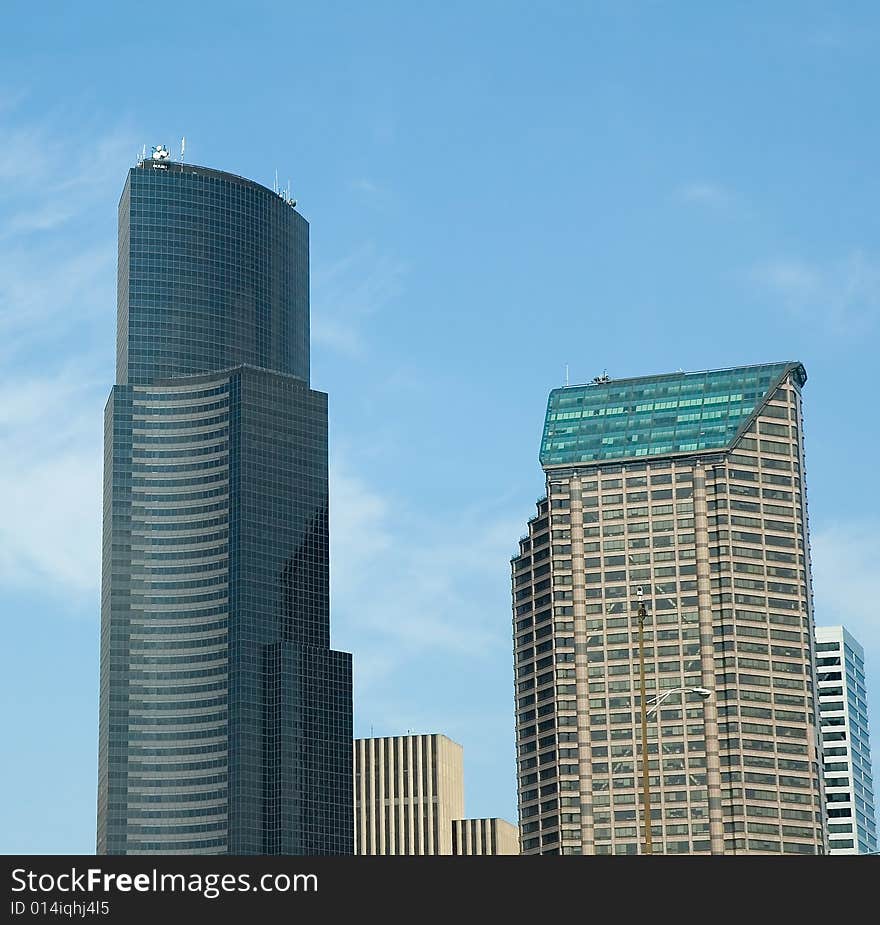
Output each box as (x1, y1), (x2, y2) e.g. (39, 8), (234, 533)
(97, 159), (352, 855)
(815, 626), (877, 854)
(541, 362), (806, 467)
(513, 363), (826, 855)
(118, 162), (310, 386)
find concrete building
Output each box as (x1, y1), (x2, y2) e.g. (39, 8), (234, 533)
(354, 733), (519, 855)
(512, 362), (826, 855)
(452, 818), (520, 855)
(97, 153), (353, 855)
(815, 626), (877, 854)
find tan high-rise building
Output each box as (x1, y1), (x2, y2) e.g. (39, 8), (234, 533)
(512, 362), (826, 855)
(354, 733), (519, 855)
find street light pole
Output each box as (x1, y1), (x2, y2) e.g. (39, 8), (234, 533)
(636, 587), (652, 855)
(647, 687), (712, 717)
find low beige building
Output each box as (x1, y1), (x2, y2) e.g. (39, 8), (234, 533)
(453, 818), (520, 855)
(354, 733), (519, 855)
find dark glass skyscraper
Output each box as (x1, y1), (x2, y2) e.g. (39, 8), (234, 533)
(97, 155), (353, 855)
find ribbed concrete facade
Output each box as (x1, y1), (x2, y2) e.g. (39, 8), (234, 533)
(512, 363), (826, 855)
(354, 734), (464, 855)
(452, 818), (520, 855)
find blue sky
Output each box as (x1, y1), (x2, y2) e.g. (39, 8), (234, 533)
(1, 1), (879, 853)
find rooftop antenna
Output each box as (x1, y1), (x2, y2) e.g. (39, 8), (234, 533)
(274, 169), (278, 194)
(150, 144), (171, 168)
(564, 364), (570, 387)
(180, 136), (186, 162)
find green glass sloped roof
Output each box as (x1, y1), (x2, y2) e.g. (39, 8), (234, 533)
(540, 361), (806, 468)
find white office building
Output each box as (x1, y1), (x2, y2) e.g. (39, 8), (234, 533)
(815, 626), (877, 854)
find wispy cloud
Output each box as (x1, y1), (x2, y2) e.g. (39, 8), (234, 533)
(348, 178), (394, 210)
(2, 203), (79, 235)
(0, 111), (131, 205)
(350, 178), (382, 196)
(749, 251), (880, 335)
(329, 458), (520, 699)
(329, 460), (521, 788)
(811, 518), (880, 780)
(752, 259), (819, 299)
(812, 521), (880, 652)
(0, 89), (27, 115)
(0, 104), (131, 367)
(0, 101), (131, 597)
(311, 245), (406, 356)
(0, 368), (105, 595)
(677, 181), (733, 209)
(0, 244), (114, 365)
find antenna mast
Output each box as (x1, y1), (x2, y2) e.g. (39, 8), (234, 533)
(180, 136), (186, 162)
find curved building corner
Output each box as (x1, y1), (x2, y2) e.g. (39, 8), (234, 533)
(98, 157), (352, 855)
